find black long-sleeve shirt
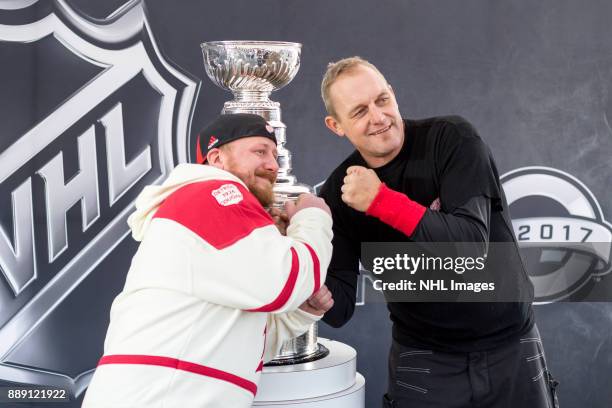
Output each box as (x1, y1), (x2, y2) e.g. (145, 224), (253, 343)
(319, 116), (534, 352)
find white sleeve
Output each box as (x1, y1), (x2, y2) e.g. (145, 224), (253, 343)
(192, 207), (333, 312)
(179, 183), (333, 312)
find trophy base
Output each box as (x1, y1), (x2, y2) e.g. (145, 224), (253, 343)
(264, 343), (329, 367)
(254, 339), (365, 407)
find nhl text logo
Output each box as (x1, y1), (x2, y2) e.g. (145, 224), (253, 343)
(501, 166), (612, 303)
(0, 0), (197, 395)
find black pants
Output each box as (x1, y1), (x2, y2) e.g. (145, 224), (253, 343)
(383, 325), (559, 408)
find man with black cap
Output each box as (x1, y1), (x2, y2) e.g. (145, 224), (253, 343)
(83, 113), (334, 408)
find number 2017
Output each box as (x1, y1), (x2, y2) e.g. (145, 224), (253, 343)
(517, 224), (593, 242)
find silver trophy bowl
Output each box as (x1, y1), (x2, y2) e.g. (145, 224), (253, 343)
(201, 41), (311, 206)
(201, 41), (327, 364)
(201, 40), (301, 96)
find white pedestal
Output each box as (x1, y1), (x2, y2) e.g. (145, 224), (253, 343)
(253, 339), (365, 407)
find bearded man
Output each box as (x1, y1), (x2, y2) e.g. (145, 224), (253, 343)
(83, 113), (334, 408)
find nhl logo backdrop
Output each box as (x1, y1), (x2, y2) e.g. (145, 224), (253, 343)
(0, 0), (198, 399)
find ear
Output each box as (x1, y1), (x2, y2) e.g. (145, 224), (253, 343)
(324, 115), (346, 138)
(206, 148), (224, 169)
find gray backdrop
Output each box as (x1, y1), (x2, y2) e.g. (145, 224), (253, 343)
(0, 0), (611, 407)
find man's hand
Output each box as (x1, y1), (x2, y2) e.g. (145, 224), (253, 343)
(299, 285), (334, 316)
(341, 165), (382, 212)
(268, 207), (289, 235)
(284, 193), (331, 220)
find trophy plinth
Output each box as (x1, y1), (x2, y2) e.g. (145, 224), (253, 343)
(201, 40), (324, 363)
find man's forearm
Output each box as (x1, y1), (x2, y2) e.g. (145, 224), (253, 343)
(367, 184), (490, 245)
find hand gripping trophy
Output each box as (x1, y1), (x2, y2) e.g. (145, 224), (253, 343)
(200, 41), (327, 364)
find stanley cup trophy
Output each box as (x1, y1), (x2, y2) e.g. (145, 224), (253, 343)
(201, 41), (364, 407)
(200, 41), (326, 364)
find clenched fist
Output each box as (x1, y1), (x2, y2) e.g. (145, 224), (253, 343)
(341, 165), (382, 212)
(299, 285), (334, 316)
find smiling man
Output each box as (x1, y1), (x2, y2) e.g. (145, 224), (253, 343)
(315, 58), (559, 408)
(83, 113), (334, 408)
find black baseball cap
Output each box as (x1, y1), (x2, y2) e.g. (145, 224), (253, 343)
(195, 113), (277, 164)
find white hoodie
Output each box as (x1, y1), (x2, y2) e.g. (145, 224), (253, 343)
(82, 163), (333, 408)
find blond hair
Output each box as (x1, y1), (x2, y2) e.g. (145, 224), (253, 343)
(321, 56), (386, 118)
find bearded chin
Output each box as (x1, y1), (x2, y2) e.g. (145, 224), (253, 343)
(249, 182), (275, 207)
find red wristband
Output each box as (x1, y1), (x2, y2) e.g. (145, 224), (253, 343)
(366, 183), (427, 237)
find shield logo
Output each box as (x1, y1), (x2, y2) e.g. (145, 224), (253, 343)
(501, 166), (612, 303)
(0, 0), (198, 398)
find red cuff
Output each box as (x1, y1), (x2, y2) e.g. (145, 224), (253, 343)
(366, 183), (427, 237)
